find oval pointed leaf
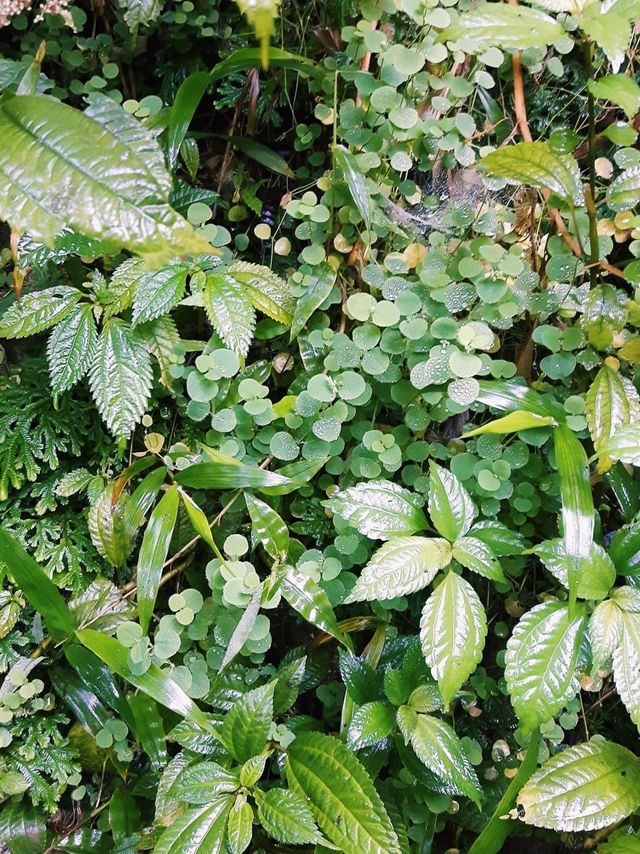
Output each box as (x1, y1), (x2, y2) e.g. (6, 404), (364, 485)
(608, 166), (640, 211)
(245, 492), (289, 561)
(346, 536), (451, 602)
(229, 261), (295, 325)
(505, 600), (588, 734)
(175, 761), (240, 805)
(47, 304), (97, 394)
(254, 788), (319, 845)
(445, 3), (565, 52)
(347, 701), (396, 750)
(285, 732), (402, 854)
(0, 286), (80, 339)
(137, 485), (179, 633)
(203, 273), (256, 356)
(532, 539), (615, 601)
(154, 799), (232, 854)
(586, 367), (639, 456)
(325, 480), (428, 540)
(452, 536), (504, 582)
(420, 571), (487, 706)
(132, 263), (189, 326)
(517, 740), (640, 832)
(280, 567), (346, 643)
(428, 462), (475, 542)
(290, 264), (336, 339)
(219, 682), (275, 763)
(480, 142), (584, 205)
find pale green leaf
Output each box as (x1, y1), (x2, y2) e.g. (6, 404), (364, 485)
(325, 480), (428, 540)
(120, 0), (163, 30)
(47, 304), (97, 394)
(229, 261), (294, 325)
(517, 740), (640, 831)
(132, 263), (189, 326)
(481, 142), (584, 204)
(589, 597), (624, 671)
(462, 410), (555, 437)
(467, 521), (525, 556)
(154, 799), (232, 854)
(204, 273), (256, 356)
(452, 536), (504, 582)
(420, 571), (487, 706)
(347, 701), (396, 749)
(586, 367), (639, 464)
(578, 6), (630, 71)
(608, 166), (640, 211)
(227, 801), (253, 854)
(346, 536), (452, 602)
(505, 600), (588, 734)
(88, 481), (134, 568)
(0, 286), (80, 339)
(612, 609), (640, 730)
(100, 258), (143, 320)
(137, 315), (181, 388)
(89, 319), (152, 439)
(245, 492), (289, 561)
(137, 485), (179, 633)
(532, 539), (615, 601)
(280, 567), (346, 643)
(588, 74), (640, 120)
(428, 462), (475, 542)
(254, 788), (320, 845)
(396, 706), (482, 806)
(219, 682), (275, 762)
(290, 264), (336, 339)
(445, 4), (565, 52)
(597, 424), (640, 465)
(285, 732), (402, 854)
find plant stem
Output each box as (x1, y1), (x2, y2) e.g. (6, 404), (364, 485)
(468, 729), (542, 854)
(582, 40), (600, 286)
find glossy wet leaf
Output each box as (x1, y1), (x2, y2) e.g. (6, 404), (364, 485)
(325, 480), (428, 540)
(204, 273), (256, 357)
(420, 571), (487, 707)
(468, 521), (525, 556)
(610, 518), (640, 576)
(481, 142), (584, 205)
(445, 3), (565, 52)
(129, 693), (168, 770)
(505, 601), (587, 734)
(608, 166), (640, 211)
(586, 367), (639, 469)
(428, 462), (475, 542)
(219, 681), (275, 762)
(452, 536), (504, 582)
(47, 304), (98, 394)
(245, 492), (289, 561)
(175, 449), (291, 491)
(229, 261), (294, 325)
(588, 74), (640, 120)
(462, 410), (555, 437)
(531, 539), (615, 601)
(476, 380), (565, 420)
(137, 485), (179, 633)
(154, 798), (232, 854)
(285, 732), (402, 854)
(597, 424), (640, 466)
(517, 741), (640, 831)
(347, 701), (396, 750)
(174, 761), (240, 804)
(0, 803), (46, 854)
(132, 263), (190, 326)
(254, 788), (320, 845)
(281, 568), (346, 643)
(290, 264), (336, 340)
(0, 286), (81, 339)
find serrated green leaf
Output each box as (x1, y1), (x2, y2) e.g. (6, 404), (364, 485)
(0, 286), (80, 339)
(154, 799), (232, 854)
(347, 701), (396, 749)
(532, 539), (615, 601)
(229, 261), (295, 325)
(588, 74), (640, 120)
(219, 682), (275, 762)
(578, 6), (629, 71)
(175, 450), (291, 491)
(462, 410), (555, 437)
(290, 264), (336, 339)
(285, 732), (402, 854)
(89, 319), (152, 439)
(445, 4), (565, 52)
(132, 263), (189, 326)
(586, 367), (639, 469)
(396, 706), (481, 806)
(0, 94), (212, 266)
(452, 536), (505, 582)
(505, 600), (588, 734)
(608, 166), (640, 211)
(174, 761), (240, 805)
(517, 740), (640, 832)
(599, 831), (640, 853)
(137, 315), (181, 389)
(47, 304), (97, 394)
(0, 528), (76, 641)
(346, 536), (452, 602)
(325, 480), (428, 540)
(204, 273), (256, 356)
(428, 462), (475, 542)
(612, 610), (640, 731)
(420, 571), (487, 707)
(597, 424), (640, 465)
(227, 801), (253, 854)
(120, 0), (162, 29)
(254, 788), (320, 845)
(280, 567), (346, 644)
(467, 521), (525, 556)
(100, 258), (143, 320)
(137, 485), (179, 634)
(481, 142), (584, 205)
(589, 597), (624, 672)
(245, 492), (289, 561)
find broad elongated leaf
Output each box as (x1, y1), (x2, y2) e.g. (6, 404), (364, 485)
(245, 493), (289, 561)
(588, 74), (640, 120)
(76, 629), (213, 729)
(517, 741), (640, 831)
(167, 71), (210, 166)
(227, 801), (253, 854)
(476, 380), (565, 419)
(481, 142), (584, 205)
(608, 166), (640, 211)
(445, 4), (565, 52)
(334, 145), (375, 231)
(598, 424), (640, 465)
(290, 264), (336, 339)
(462, 410), (555, 437)
(0, 528), (76, 641)
(280, 567), (346, 643)
(154, 798), (232, 854)
(229, 261), (295, 325)
(254, 788), (320, 845)
(285, 732), (402, 854)
(325, 480), (428, 540)
(396, 706), (481, 805)
(129, 693), (168, 770)
(347, 701), (396, 749)
(223, 135), (294, 177)
(137, 485), (179, 633)
(420, 571), (487, 706)
(175, 452), (291, 491)
(203, 273), (256, 356)
(0, 286), (80, 339)
(219, 681), (275, 762)
(0, 94), (212, 265)
(589, 597), (624, 671)
(346, 536), (452, 602)
(504, 601), (588, 734)
(0, 803), (46, 854)
(89, 319), (153, 439)
(69, 576), (134, 634)
(531, 539), (615, 601)
(47, 304), (97, 394)
(132, 263), (189, 326)
(428, 462), (475, 542)
(209, 46), (319, 82)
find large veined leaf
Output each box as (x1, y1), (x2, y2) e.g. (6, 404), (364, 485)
(597, 424), (640, 466)
(396, 706), (482, 806)
(588, 74), (640, 120)
(285, 732), (402, 854)
(154, 798), (232, 854)
(480, 142), (584, 205)
(517, 740), (640, 831)
(444, 4), (565, 53)
(136, 485), (179, 634)
(0, 286), (81, 339)
(504, 600), (588, 734)
(451, 537), (504, 582)
(47, 303), (97, 394)
(346, 536), (452, 602)
(324, 480), (428, 540)
(203, 273), (256, 356)
(586, 367), (640, 470)
(219, 682), (275, 762)
(607, 166), (640, 211)
(254, 788), (320, 845)
(228, 261), (295, 325)
(0, 94), (212, 266)
(132, 262), (190, 326)
(531, 539), (615, 601)
(173, 761), (239, 804)
(428, 462), (475, 543)
(420, 571), (487, 706)
(89, 320), (153, 439)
